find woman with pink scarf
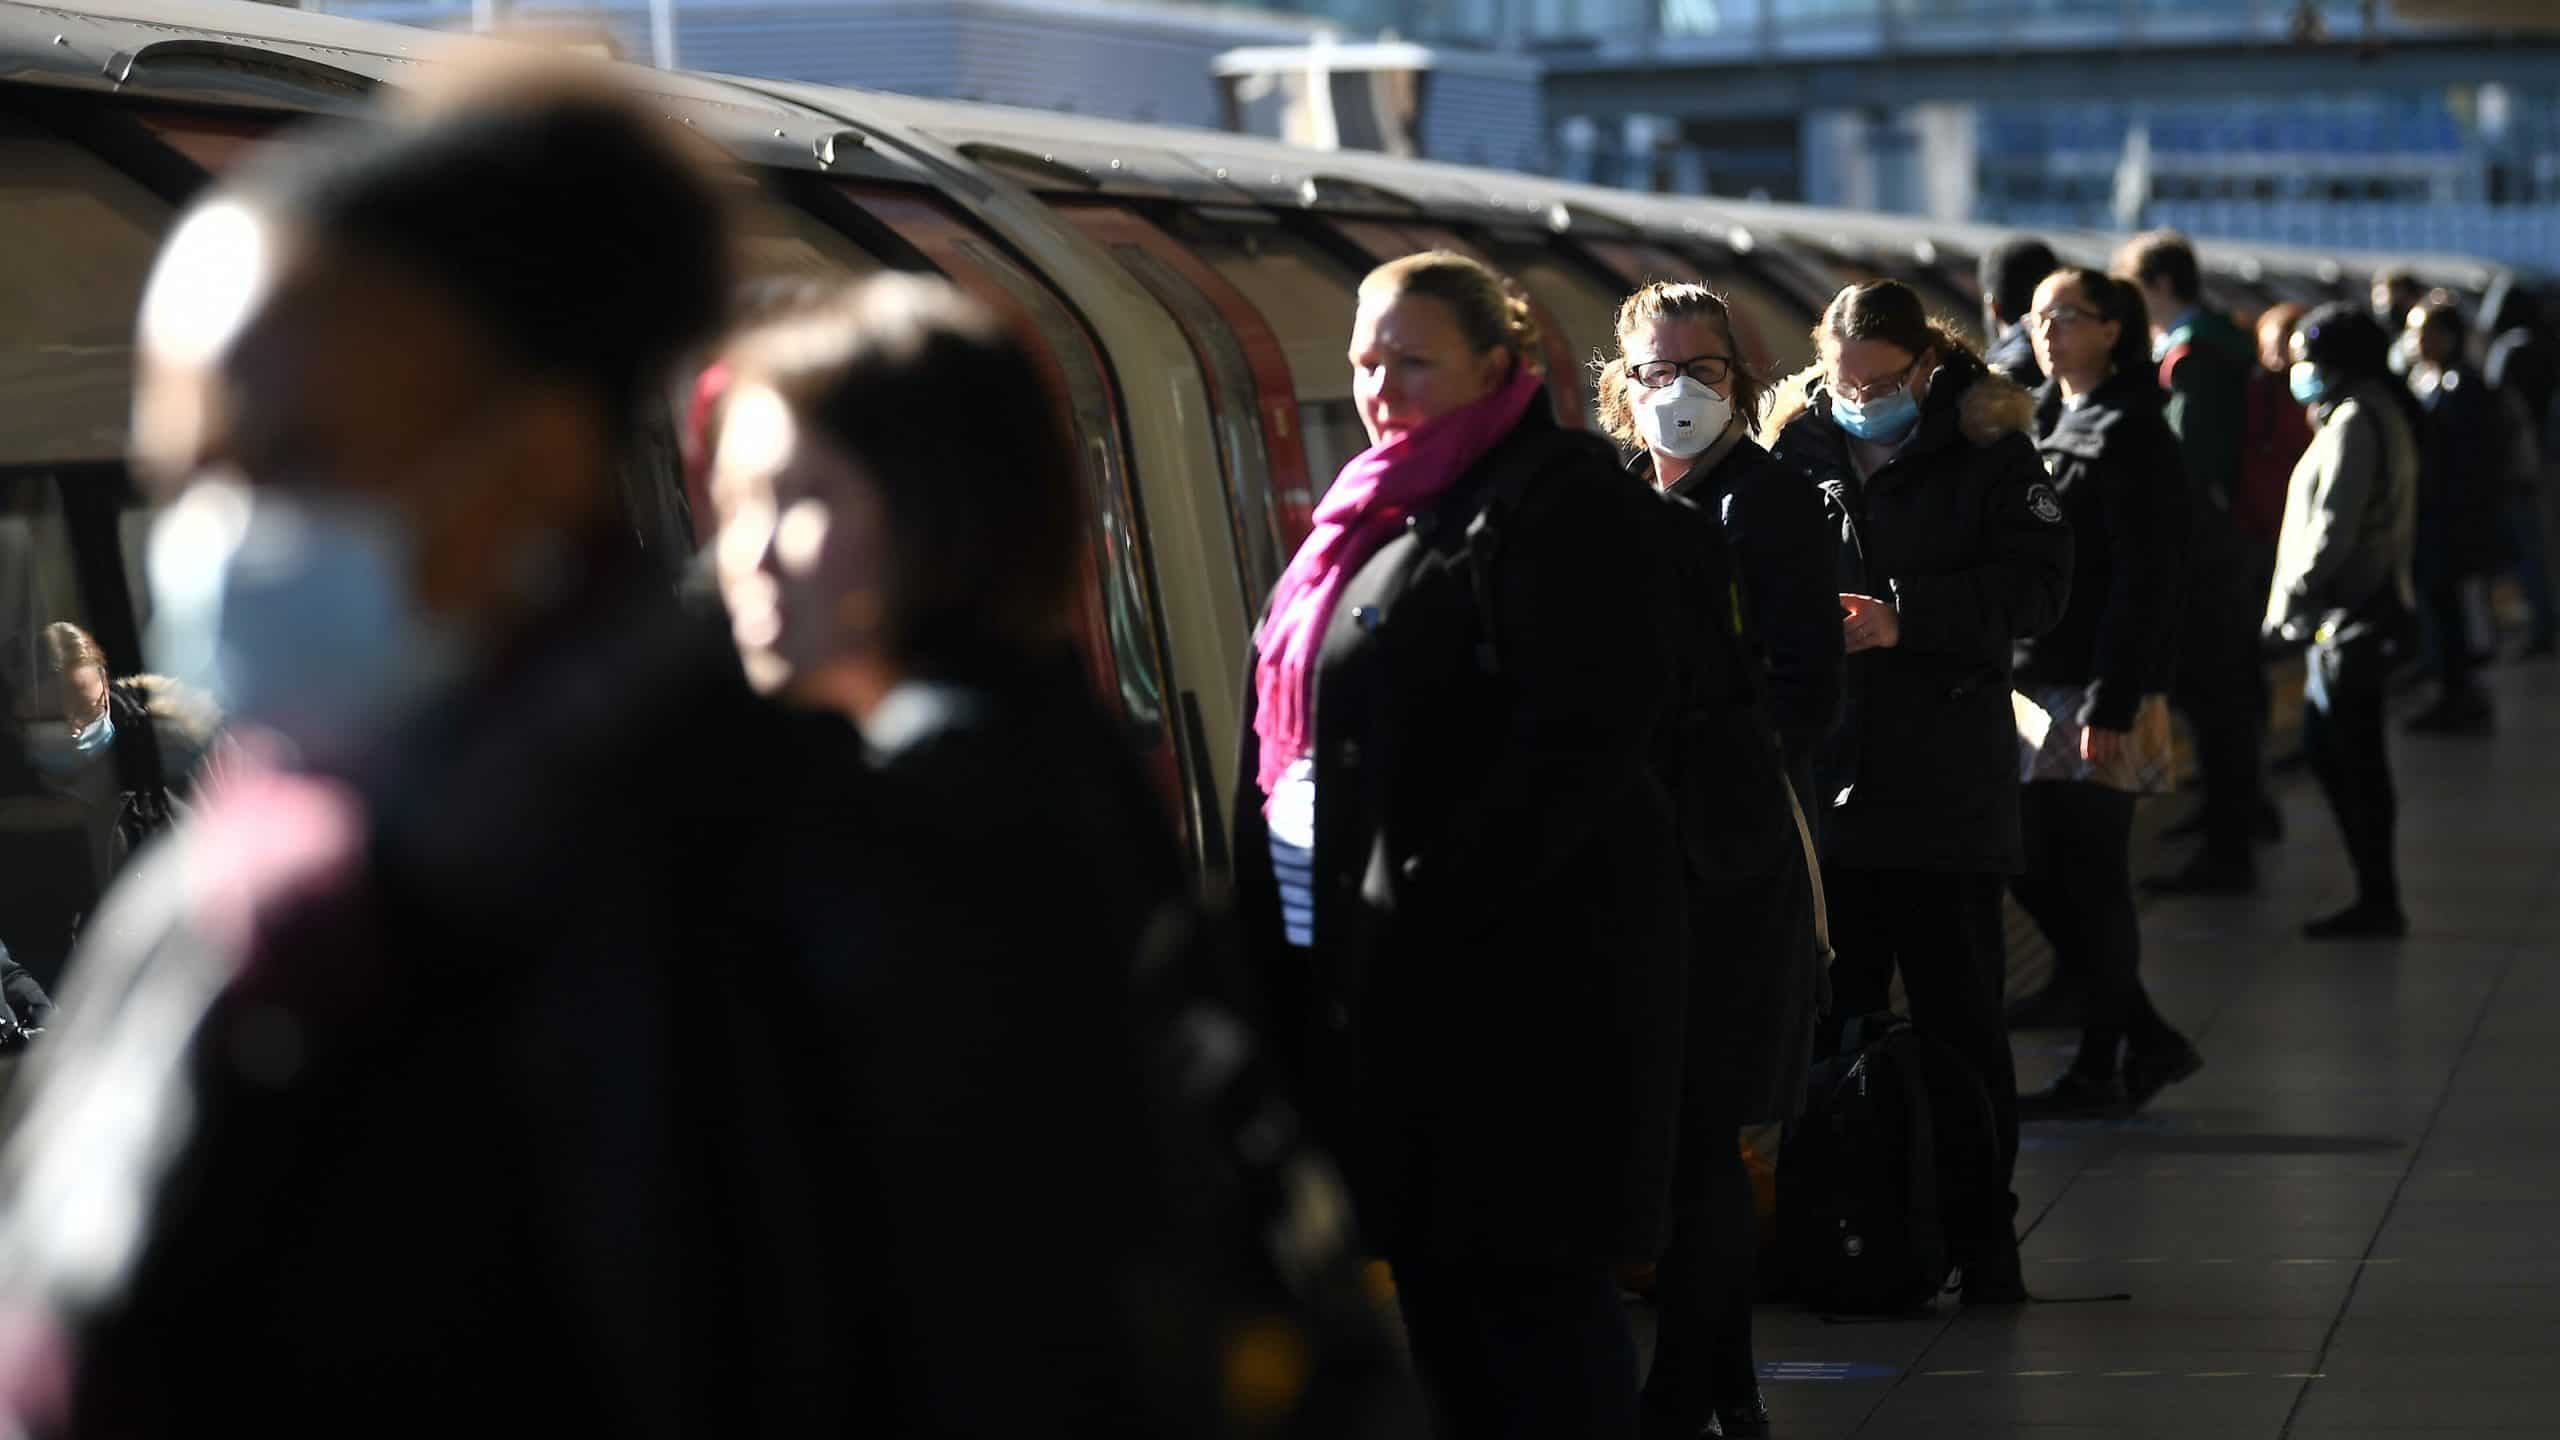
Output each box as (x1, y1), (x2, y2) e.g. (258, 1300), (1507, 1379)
(1231, 251), (1689, 1440)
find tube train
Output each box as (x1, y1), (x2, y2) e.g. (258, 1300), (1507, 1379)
(0, 0), (2509, 878)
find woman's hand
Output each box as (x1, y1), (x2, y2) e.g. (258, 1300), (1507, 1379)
(1840, 593), (1901, 653)
(2080, 726), (2126, 765)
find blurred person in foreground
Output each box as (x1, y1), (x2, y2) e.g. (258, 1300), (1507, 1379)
(0, 69), (908, 1435)
(2271, 305), (2422, 940)
(701, 274), (1415, 1437)
(2118, 230), (2275, 901)
(2011, 268), (2198, 1117)
(1980, 236), (2060, 390)
(2401, 302), (2506, 736)
(1231, 251), (1686, 1438)
(2373, 268), (2425, 375)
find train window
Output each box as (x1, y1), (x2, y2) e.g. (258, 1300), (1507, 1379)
(733, 188), (890, 283)
(0, 118), (175, 467)
(1182, 223), (1372, 505)
(0, 478), (115, 987)
(830, 185), (1178, 799)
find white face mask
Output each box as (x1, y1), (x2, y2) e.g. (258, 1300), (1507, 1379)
(146, 480), (462, 764)
(1633, 375), (1733, 460)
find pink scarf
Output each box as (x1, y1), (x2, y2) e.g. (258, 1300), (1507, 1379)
(1252, 367), (1544, 799)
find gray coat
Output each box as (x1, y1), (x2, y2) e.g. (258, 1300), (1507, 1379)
(2264, 380), (2419, 641)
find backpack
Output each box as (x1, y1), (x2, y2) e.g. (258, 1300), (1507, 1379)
(1778, 1013), (2000, 1314)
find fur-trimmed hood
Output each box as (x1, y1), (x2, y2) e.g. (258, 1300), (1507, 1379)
(1764, 357), (2036, 450)
(114, 673), (225, 749)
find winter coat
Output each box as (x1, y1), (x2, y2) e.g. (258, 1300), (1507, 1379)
(0, 939), (51, 1030)
(1230, 399), (1690, 1268)
(2411, 366), (2514, 582)
(2265, 379), (2420, 642)
(2018, 371), (2191, 727)
(1766, 353), (2074, 874)
(1663, 437), (1845, 784)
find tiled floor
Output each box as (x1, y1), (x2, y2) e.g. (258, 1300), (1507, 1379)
(1647, 656), (2560, 1438)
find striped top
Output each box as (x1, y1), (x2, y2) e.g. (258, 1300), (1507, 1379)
(1266, 756), (1317, 949)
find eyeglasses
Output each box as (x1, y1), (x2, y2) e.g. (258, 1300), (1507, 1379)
(1832, 355), (1922, 404)
(1629, 353), (1734, 390)
(2028, 305), (2094, 332)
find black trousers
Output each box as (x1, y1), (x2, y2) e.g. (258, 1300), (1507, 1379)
(2178, 531), (2273, 867)
(1640, 1116), (1755, 1433)
(1393, 1256), (1638, 1440)
(2420, 573), (2481, 698)
(2303, 658), (2401, 912)
(1824, 867), (2018, 1250)
(2011, 783), (2172, 1071)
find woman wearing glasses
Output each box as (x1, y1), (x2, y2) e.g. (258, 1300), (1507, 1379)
(1597, 282), (1836, 1439)
(1766, 280), (2072, 1304)
(2011, 267), (2200, 1118)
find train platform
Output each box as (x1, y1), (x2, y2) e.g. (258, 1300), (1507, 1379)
(1670, 655), (2560, 1438)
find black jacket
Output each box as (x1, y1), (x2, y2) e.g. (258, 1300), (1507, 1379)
(1231, 400), (1688, 1267)
(1662, 438), (1844, 782)
(1767, 354), (2074, 873)
(2412, 366), (2514, 580)
(1986, 323), (2045, 390)
(1647, 481), (1823, 1127)
(2017, 372), (2190, 729)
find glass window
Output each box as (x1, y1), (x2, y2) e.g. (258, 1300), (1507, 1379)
(733, 187), (890, 284)
(1103, 241), (1288, 605)
(0, 475), (194, 990)
(0, 119), (176, 467)
(1185, 222), (1374, 501)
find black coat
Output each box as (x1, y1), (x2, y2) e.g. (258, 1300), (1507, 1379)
(1647, 477), (1823, 1127)
(1986, 323), (2045, 390)
(1766, 355), (2074, 874)
(1664, 438), (1845, 784)
(2018, 372), (2190, 727)
(1231, 401), (1689, 1268)
(2412, 366), (2514, 581)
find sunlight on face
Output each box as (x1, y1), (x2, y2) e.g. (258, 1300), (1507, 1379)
(709, 383), (888, 701)
(1347, 292), (1509, 448)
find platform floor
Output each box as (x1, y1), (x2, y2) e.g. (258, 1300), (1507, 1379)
(1673, 655), (2560, 1438)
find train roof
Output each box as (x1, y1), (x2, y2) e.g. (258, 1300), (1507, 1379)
(0, 0), (2507, 295)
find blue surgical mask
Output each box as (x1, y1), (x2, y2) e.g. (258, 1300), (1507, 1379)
(1833, 383), (1922, 445)
(146, 480), (461, 764)
(28, 711), (114, 780)
(2288, 361), (2332, 407)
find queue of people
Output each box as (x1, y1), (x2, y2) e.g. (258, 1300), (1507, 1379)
(0, 62), (2540, 1440)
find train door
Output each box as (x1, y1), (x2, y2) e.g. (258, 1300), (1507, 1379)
(0, 106), (186, 986)
(1057, 203), (1314, 612)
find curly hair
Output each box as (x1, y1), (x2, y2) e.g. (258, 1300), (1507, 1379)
(1592, 281), (1771, 450)
(1358, 250), (1544, 375)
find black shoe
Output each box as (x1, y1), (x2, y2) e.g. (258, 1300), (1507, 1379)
(1639, 1406), (1721, 1440)
(2019, 1067), (2128, 1120)
(2162, 808), (2208, 841)
(1961, 1243), (2029, 1305)
(2005, 982), (2088, 1031)
(2252, 795), (2285, 844)
(2523, 631), (2557, 659)
(2122, 1037), (2203, 1110)
(2304, 902), (2409, 940)
(1714, 1392), (1771, 1438)
(2406, 693), (2494, 735)
(2142, 852), (2257, 896)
